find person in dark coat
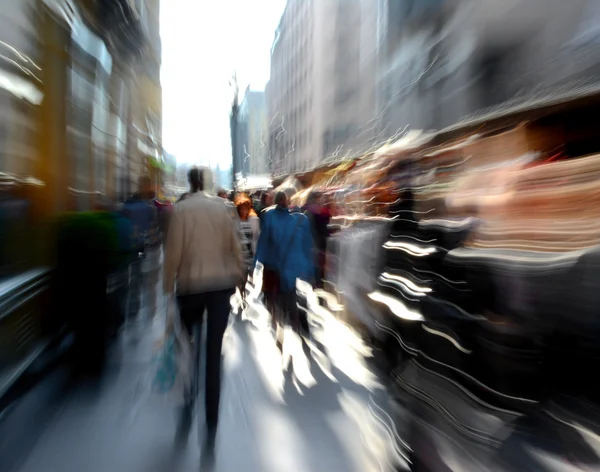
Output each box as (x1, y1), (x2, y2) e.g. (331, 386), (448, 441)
(302, 191), (331, 288)
(255, 191), (314, 335)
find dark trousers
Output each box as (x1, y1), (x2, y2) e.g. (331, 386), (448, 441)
(177, 288), (233, 431)
(277, 291), (301, 333)
(128, 253), (143, 318)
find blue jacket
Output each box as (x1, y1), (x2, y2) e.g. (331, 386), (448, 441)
(114, 212), (135, 254)
(122, 197), (157, 249)
(255, 206), (315, 292)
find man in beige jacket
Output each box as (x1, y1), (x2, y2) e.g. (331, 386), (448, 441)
(163, 166), (243, 452)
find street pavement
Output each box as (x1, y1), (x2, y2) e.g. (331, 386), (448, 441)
(2, 256), (404, 472)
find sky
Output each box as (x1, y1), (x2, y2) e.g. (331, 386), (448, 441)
(160, 0), (286, 168)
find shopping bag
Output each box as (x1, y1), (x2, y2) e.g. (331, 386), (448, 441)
(152, 296), (192, 399)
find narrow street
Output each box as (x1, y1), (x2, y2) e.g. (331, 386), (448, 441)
(1, 258), (404, 472)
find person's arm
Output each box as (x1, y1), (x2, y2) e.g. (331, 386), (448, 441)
(227, 210), (244, 281)
(300, 216), (316, 284)
(163, 207), (183, 295)
(149, 205), (160, 245)
(251, 216), (260, 256)
(254, 213), (269, 266)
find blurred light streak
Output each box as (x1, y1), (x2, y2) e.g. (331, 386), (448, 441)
(421, 325), (471, 354)
(380, 272), (432, 295)
(299, 281), (381, 390)
(368, 291), (424, 321)
(382, 241), (437, 256)
(369, 395), (413, 453)
(338, 390), (411, 471)
(0, 41), (41, 70)
(374, 320), (416, 355)
(0, 69), (43, 104)
(417, 349), (538, 404)
(247, 324), (285, 404)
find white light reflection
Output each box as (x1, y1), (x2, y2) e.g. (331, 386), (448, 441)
(247, 323), (286, 404)
(382, 241), (437, 257)
(0, 69), (43, 104)
(313, 288), (344, 312)
(338, 390), (410, 471)
(380, 272), (432, 297)
(368, 291), (425, 321)
(421, 325), (472, 354)
(298, 280), (383, 391)
(525, 448), (584, 472)
(546, 410), (600, 458)
(281, 326), (316, 391)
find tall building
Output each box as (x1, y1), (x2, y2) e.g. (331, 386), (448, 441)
(213, 164), (232, 191)
(239, 87), (269, 176)
(268, 0), (362, 176)
(0, 0), (163, 420)
(374, 0), (597, 137)
(269, 0), (600, 176)
(26, 0), (163, 210)
(232, 86), (269, 181)
(231, 94), (247, 183)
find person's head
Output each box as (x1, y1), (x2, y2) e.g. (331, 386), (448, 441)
(261, 191), (273, 208)
(188, 167), (203, 193)
(306, 191), (322, 206)
(275, 191), (288, 209)
(217, 189), (228, 199)
(138, 175), (153, 199)
(234, 194), (254, 220)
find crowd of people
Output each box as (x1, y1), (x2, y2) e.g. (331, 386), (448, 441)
(145, 167), (330, 460)
(112, 166), (334, 460)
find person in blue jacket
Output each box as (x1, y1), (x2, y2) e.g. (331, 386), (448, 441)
(255, 191), (314, 335)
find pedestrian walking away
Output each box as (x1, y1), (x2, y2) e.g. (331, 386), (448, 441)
(254, 191), (314, 343)
(163, 166), (244, 457)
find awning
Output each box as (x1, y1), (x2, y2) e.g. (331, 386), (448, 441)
(373, 130), (436, 159)
(434, 80), (600, 144)
(325, 160), (355, 175)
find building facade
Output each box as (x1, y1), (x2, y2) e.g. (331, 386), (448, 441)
(240, 87), (269, 176)
(0, 0), (164, 276)
(268, 0), (363, 176)
(374, 0), (598, 137)
(232, 87), (269, 181)
(268, 0), (600, 176)
(0, 0), (163, 407)
(1, 0), (165, 214)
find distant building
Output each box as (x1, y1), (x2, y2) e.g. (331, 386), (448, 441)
(163, 151), (177, 186)
(232, 87), (269, 181)
(175, 164), (189, 189)
(268, 0), (362, 175)
(374, 0), (599, 136)
(213, 164), (232, 191)
(231, 97), (246, 183)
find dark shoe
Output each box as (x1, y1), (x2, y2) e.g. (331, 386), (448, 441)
(200, 428), (217, 469)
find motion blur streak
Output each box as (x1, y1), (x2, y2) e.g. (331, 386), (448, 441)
(5, 0), (600, 471)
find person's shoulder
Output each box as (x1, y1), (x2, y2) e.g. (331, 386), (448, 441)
(292, 211), (309, 221)
(261, 206), (277, 220)
(173, 195), (198, 213)
(292, 212), (312, 229)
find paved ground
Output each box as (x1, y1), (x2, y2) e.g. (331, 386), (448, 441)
(2, 255), (405, 472)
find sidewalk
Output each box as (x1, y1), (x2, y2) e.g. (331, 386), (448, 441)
(5, 263), (404, 471)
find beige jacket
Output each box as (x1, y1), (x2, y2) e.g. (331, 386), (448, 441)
(163, 192), (244, 295)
